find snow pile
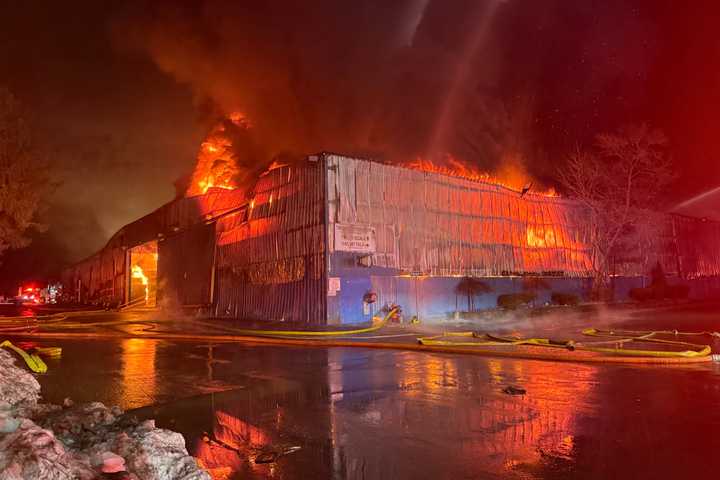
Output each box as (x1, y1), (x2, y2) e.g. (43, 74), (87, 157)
(0, 419), (95, 480)
(0, 350), (40, 414)
(116, 427), (210, 480)
(0, 349), (210, 479)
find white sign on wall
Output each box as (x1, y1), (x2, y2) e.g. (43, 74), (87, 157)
(334, 224), (376, 253)
(328, 277), (341, 296)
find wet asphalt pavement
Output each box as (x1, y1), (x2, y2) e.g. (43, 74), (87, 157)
(13, 303), (720, 479)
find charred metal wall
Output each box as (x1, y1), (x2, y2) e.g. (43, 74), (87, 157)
(159, 189), (246, 231)
(324, 155), (720, 323)
(325, 155), (594, 323)
(61, 232), (127, 306)
(326, 155), (593, 277)
(157, 223), (215, 306)
(611, 214), (720, 278)
(61, 154), (720, 320)
(214, 160), (327, 324)
(672, 215), (720, 277)
(61, 189), (246, 308)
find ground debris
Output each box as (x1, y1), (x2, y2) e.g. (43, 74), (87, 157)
(0, 350), (210, 479)
(254, 445), (302, 464)
(254, 451), (279, 464)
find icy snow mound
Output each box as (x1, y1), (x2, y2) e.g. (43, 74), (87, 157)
(0, 351), (39, 413)
(0, 419), (95, 480)
(0, 348), (210, 479)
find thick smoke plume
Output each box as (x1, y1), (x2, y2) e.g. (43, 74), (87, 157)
(113, 0), (657, 189)
(114, 0), (543, 181)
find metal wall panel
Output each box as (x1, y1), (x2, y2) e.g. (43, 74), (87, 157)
(157, 223), (215, 306)
(326, 155), (593, 277)
(214, 161), (327, 324)
(672, 215), (720, 278)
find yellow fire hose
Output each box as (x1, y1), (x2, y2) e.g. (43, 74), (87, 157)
(1, 308), (398, 337)
(35, 346), (62, 358)
(417, 328), (715, 359)
(2, 329), (713, 364)
(583, 327), (720, 338)
(1, 308), (717, 365)
(0, 340), (48, 373)
(184, 309), (396, 337)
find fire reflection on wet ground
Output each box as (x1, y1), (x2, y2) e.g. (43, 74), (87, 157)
(120, 338), (157, 407)
(30, 303), (720, 479)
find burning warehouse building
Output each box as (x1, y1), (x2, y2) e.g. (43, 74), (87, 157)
(62, 153), (720, 325)
(60, 188), (245, 310)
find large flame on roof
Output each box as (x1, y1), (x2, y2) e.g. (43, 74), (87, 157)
(404, 155), (558, 197)
(187, 112), (249, 196)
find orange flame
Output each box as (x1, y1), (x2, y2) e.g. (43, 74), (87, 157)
(187, 112), (249, 196)
(526, 226), (557, 248)
(131, 265), (149, 301)
(403, 155), (559, 197)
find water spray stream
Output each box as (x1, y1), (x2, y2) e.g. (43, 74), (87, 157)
(673, 185), (720, 211)
(427, 0), (503, 159)
(403, 0), (431, 47)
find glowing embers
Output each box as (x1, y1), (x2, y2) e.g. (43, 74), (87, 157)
(128, 241), (158, 306)
(187, 112), (249, 196)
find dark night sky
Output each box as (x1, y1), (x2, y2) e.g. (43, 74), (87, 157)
(1, 0), (719, 286)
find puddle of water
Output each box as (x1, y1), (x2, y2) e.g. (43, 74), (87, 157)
(126, 347), (610, 479)
(31, 308), (720, 479)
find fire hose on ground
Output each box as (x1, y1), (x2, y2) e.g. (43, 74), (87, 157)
(0, 340), (49, 373)
(1, 308), (719, 365)
(417, 329), (714, 359)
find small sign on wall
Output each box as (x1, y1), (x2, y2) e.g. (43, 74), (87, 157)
(334, 224), (376, 253)
(328, 277), (341, 296)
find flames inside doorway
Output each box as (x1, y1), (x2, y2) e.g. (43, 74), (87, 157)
(128, 241), (158, 306)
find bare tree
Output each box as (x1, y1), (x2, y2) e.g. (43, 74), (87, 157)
(557, 125), (674, 297)
(0, 88), (50, 260)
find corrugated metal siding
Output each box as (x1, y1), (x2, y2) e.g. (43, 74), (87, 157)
(611, 214), (720, 278)
(61, 244), (126, 306)
(326, 155), (593, 277)
(60, 154), (720, 316)
(214, 161), (327, 324)
(160, 189), (246, 231)
(60, 188), (246, 306)
(673, 215), (720, 277)
(158, 223), (215, 306)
